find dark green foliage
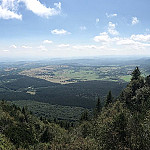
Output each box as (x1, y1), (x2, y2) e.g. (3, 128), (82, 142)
(130, 77), (144, 95)
(145, 75), (150, 86)
(93, 97), (102, 118)
(22, 107), (26, 114)
(4, 124), (36, 148)
(53, 119), (72, 130)
(0, 100), (68, 149)
(120, 67), (145, 110)
(96, 97), (101, 113)
(131, 86), (150, 113)
(105, 90), (113, 107)
(80, 121), (92, 138)
(113, 113), (127, 145)
(92, 101), (128, 149)
(0, 134), (15, 150)
(12, 100), (86, 121)
(80, 110), (89, 121)
(90, 68), (150, 150)
(40, 127), (54, 143)
(3, 75), (58, 90)
(131, 66), (141, 80)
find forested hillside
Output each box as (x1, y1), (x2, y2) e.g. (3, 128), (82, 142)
(0, 75), (126, 108)
(1, 67), (150, 150)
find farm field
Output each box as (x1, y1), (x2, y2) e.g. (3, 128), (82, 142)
(20, 65), (140, 84)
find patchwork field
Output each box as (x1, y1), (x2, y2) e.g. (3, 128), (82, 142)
(19, 65), (138, 84)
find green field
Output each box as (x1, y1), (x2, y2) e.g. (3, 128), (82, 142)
(20, 65), (139, 84)
(120, 75), (131, 82)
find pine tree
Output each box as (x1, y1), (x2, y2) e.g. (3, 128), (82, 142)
(105, 91), (113, 107)
(145, 75), (150, 86)
(41, 127), (53, 143)
(96, 97), (101, 113)
(129, 67), (144, 96)
(22, 107), (26, 114)
(94, 97), (102, 118)
(131, 67), (141, 80)
(40, 116), (43, 121)
(80, 110), (89, 121)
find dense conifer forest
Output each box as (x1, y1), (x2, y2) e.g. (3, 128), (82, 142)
(1, 67), (150, 149)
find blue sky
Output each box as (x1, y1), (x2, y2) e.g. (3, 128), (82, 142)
(0, 0), (150, 60)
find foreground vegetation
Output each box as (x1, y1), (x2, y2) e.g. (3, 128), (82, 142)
(1, 67), (150, 149)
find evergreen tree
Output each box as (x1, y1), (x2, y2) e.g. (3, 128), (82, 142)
(131, 67), (141, 80)
(145, 75), (150, 86)
(40, 116), (43, 121)
(80, 110), (89, 121)
(105, 91), (113, 107)
(114, 113), (127, 144)
(120, 67), (144, 106)
(96, 97), (101, 113)
(94, 97), (102, 117)
(40, 127), (53, 143)
(22, 107), (26, 115)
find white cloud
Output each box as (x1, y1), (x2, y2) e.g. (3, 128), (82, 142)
(1, 0), (19, 10)
(58, 44), (70, 48)
(106, 13), (117, 18)
(94, 31), (150, 51)
(96, 18), (100, 23)
(10, 44), (17, 48)
(117, 39), (136, 45)
(0, 0), (61, 20)
(43, 40), (53, 44)
(116, 38), (150, 50)
(0, 5), (22, 20)
(19, 0), (61, 18)
(94, 22), (119, 42)
(130, 34), (150, 42)
(108, 22), (119, 35)
(51, 29), (71, 35)
(94, 32), (110, 43)
(93, 32), (120, 45)
(80, 26), (87, 31)
(22, 45), (32, 49)
(132, 17), (139, 25)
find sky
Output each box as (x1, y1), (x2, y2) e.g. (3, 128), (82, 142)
(0, 0), (150, 60)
